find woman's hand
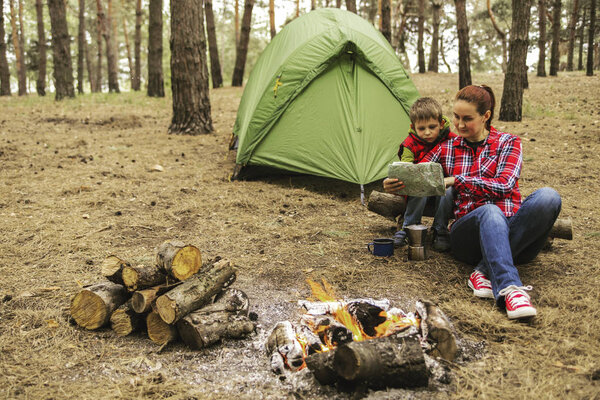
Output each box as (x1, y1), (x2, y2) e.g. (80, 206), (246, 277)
(444, 176), (455, 188)
(383, 178), (405, 194)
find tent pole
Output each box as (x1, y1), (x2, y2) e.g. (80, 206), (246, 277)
(360, 184), (365, 206)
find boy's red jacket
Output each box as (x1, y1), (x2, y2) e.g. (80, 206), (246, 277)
(398, 116), (456, 163)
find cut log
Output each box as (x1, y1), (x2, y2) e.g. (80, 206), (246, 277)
(131, 282), (182, 314)
(549, 217), (573, 240)
(156, 240), (202, 280)
(299, 298), (390, 315)
(100, 255), (130, 285)
(177, 310), (256, 350)
(110, 300), (144, 336)
(121, 264), (167, 291)
(415, 300), (457, 361)
(71, 281), (129, 330)
(154, 259), (236, 324)
(367, 191), (406, 220)
(146, 311), (178, 345)
(305, 350), (338, 385)
(265, 321), (304, 372)
(195, 288), (250, 315)
(333, 334), (428, 389)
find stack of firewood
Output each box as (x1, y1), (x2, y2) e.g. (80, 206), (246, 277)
(70, 240), (257, 349)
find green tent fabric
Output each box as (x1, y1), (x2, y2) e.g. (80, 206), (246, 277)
(232, 8), (420, 185)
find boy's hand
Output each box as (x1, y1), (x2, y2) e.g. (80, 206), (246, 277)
(444, 176), (455, 188)
(383, 178), (405, 194)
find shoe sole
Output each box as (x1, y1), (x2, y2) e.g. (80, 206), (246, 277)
(506, 307), (537, 319)
(468, 280), (494, 299)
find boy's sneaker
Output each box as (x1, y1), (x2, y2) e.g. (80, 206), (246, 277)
(498, 285), (537, 319)
(392, 230), (407, 247)
(468, 271), (494, 298)
(432, 232), (451, 252)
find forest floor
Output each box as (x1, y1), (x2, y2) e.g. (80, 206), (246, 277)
(0, 72), (599, 400)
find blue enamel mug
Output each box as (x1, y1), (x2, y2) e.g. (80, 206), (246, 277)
(367, 238), (394, 257)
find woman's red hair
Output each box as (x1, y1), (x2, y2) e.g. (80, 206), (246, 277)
(455, 85), (496, 130)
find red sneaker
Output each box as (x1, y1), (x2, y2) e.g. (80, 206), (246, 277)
(498, 285), (537, 319)
(468, 271), (494, 298)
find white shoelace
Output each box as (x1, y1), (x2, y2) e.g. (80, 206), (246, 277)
(472, 272), (491, 288)
(498, 285), (533, 308)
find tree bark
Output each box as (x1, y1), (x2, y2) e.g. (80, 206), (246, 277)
(146, 311), (178, 345)
(367, 191), (406, 220)
(104, 0), (120, 92)
(48, 0), (75, 100)
(71, 281), (128, 329)
(85, 36), (96, 92)
(122, 264), (167, 291)
(487, 0), (507, 73)
(155, 259), (237, 324)
(133, 0), (141, 91)
(100, 255), (131, 285)
(537, 0), (547, 76)
(235, 0), (240, 46)
(110, 300), (144, 336)
(147, 0), (164, 97)
(549, 0), (561, 76)
(269, 0), (276, 38)
(428, 0), (441, 72)
(205, 0), (224, 89)
(35, 0), (47, 95)
(17, 0), (26, 94)
(566, 0), (579, 70)
(500, 0), (531, 121)
(417, 0), (425, 73)
(578, 4), (586, 71)
(0, 0), (10, 96)
(122, 17), (134, 88)
(95, 0), (103, 92)
(156, 240), (202, 281)
(346, 0), (357, 13)
(9, 0), (26, 95)
(381, 0), (391, 43)
(78, 0), (86, 94)
(454, 0), (472, 88)
(586, 0), (596, 76)
(231, 0), (255, 87)
(440, 31), (452, 73)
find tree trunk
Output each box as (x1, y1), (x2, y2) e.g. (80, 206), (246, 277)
(454, 0), (472, 88)
(122, 17), (134, 88)
(549, 0), (561, 76)
(147, 0), (164, 97)
(235, 0), (240, 46)
(578, 4), (586, 71)
(17, 0), (26, 94)
(311, 0), (316, 10)
(586, 0), (596, 76)
(71, 281), (128, 329)
(122, 264), (167, 291)
(381, 0), (391, 43)
(296, 0), (300, 17)
(104, 0), (120, 92)
(9, 0), (26, 95)
(0, 0), (10, 96)
(110, 301), (144, 336)
(35, 0), (47, 96)
(346, 0), (357, 13)
(155, 259), (237, 324)
(523, 0), (532, 89)
(133, 0), (141, 91)
(440, 31), (452, 73)
(417, 0), (425, 73)
(566, 0), (579, 70)
(499, 0), (531, 121)
(85, 40), (97, 92)
(205, 0), (224, 89)
(95, 0), (103, 92)
(269, 0), (276, 38)
(537, 0), (547, 76)
(428, 0), (441, 72)
(78, 0), (85, 94)
(336, 0), (342, 8)
(487, 0), (507, 73)
(231, 0), (255, 87)
(155, 240), (202, 281)
(48, 0), (75, 100)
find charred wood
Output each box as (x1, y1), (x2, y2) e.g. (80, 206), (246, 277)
(305, 350), (337, 385)
(266, 321), (304, 372)
(415, 300), (457, 361)
(346, 301), (387, 337)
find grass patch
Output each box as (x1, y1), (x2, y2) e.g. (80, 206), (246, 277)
(584, 231), (600, 238)
(323, 230), (351, 237)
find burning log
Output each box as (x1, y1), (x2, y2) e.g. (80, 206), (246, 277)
(549, 217), (573, 240)
(305, 351), (337, 385)
(298, 298), (390, 315)
(301, 314), (353, 347)
(295, 324), (323, 355)
(70, 281), (129, 330)
(333, 334), (428, 389)
(415, 300), (457, 362)
(146, 311), (178, 345)
(131, 283), (182, 314)
(156, 240), (202, 280)
(110, 300), (144, 336)
(100, 255), (130, 285)
(122, 264), (167, 292)
(367, 191), (406, 220)
(155, 259), (236, 324)
(265, 321), (305, 372)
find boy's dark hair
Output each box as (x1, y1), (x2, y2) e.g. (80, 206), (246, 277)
(409, 97), (444, 125)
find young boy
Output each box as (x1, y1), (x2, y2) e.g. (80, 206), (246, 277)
(384, 97), (456, 251)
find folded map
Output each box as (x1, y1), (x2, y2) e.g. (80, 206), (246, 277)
(387, 162), (445, 197)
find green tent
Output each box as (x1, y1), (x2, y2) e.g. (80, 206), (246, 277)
(232, 8), (419, 187)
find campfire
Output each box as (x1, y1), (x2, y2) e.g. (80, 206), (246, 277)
(266, 279), (457, 390)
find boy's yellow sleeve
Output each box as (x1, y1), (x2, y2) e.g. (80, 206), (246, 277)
(400, 148), (415, 163)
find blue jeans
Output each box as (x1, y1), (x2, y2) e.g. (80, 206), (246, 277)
(450, 187), (561, 303)
(402, 187), (455, 235)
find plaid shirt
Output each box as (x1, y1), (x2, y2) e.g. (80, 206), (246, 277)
(422, 126), (522, 221)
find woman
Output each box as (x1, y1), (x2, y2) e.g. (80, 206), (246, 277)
(384, 85), (561, 320)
